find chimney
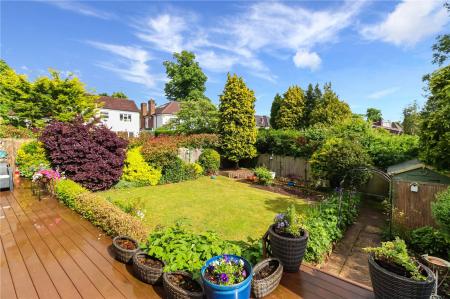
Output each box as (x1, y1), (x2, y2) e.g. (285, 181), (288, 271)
(148, 99), (156, 116)
(140, 102), (147, 130)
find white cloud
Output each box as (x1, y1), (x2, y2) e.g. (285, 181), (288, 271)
(87, 41), (159, 87)
(45, 0), (115, 20)
(293, 50), (322, 70)
(360, 0), (448, 46)
(368, 87), (400, 99)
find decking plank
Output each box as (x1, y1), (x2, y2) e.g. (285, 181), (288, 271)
(0, 234), (17, 299)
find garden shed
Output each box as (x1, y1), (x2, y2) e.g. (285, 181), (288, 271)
(387, 159), (450, 229)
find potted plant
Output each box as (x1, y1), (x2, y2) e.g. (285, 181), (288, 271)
(163, 271), (204, 299)
(112, 235), (139, 264)
(267, 205), (308, 272)
(364, 238), (435, 299)
(132, 252), (165, 285)
(201, 254), (253, 299)
(251, 257), (283, 298)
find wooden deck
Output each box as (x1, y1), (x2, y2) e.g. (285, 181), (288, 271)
(0, 182), (374, 299)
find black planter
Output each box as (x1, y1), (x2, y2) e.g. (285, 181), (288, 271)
(112, 235), (139, 264)
(267, 225), (308, 272)
(368, 254), (435, 299)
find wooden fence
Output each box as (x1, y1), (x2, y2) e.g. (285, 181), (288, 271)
(393, 180), (448, 229)
(256, 154), (311, 181)
(0, 138), (33, 168)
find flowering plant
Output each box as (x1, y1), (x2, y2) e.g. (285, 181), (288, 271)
(32, 169), (61, 182)
(273, 205), (304, 238)
(204, 255), (248, 286)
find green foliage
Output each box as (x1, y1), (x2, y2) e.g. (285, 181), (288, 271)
(402, 101), (421, 135)
(269, 93), (283, 129)
(409, 226), (450, 260)
(141, 223), (241, 274)
(364, 238), (426, 281)
(310, 137), (372, 187)
(0, 124), (35, 138)
(420, 65), (450, 170)
(218, 74), (257, 163)
(309, 83), (352, 126)
(111, 91), (128, 98)
(15, 141), (50, 178)
(254, 166), (273, 186)
(163, 51), (208, 102)
(159, 158), (202, 184)
(432, 187), (450, 233)
(303, 84), (322, 127)
(198, 149), (220, 175)
(275, 85), (305, 129)
(432, 3), (450, 66)
(165, 98), (219, 134)
(122, 147), (161, 186)
(274, 205), (304, 237)
(54, 179), (147, 242)
(366, 108), (382, 122)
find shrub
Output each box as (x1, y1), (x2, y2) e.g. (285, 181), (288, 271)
(158, 158), (200, 184)
(273, 205), (304, 237)
(141, 136), (179, 169)
(54, 179), (147, 242)
(254, 166), (273, 186)
(432, 187), (450, 233)
(15, 141), (50, 178)
(187, 163), (203, 179)
(40, 118), (128, 191)
(409, 226), (450, 260)
(0, 124), (35, 138)
(198, 149), (220, 175)
(141, 223), (241, 273)
(121, 147), (161, 186)
(179, 134), (219, 149)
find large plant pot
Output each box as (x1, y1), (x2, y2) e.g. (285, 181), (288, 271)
(201, 255), (253, 299)
(368, 254), (435, 299)
(163, 271), (204, 299)
(112, 235), (139, 264)
(252, 258), (283, 298)
(132, 252), (165, 285)
(267, 225), (308, 272)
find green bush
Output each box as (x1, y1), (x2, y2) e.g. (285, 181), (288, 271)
(122, 147), (161, 186)
(254, 166), (273, 185)
(432, 187), (450, 233)
(15, 141), (50, 178)
(185, 163), (203, 179)
(198, 149), (220, 175)
(54, 179), (147, 242)
(0, 124), (35, 138)
(409, 226), (450, 260)
(159, 158), (202, 184)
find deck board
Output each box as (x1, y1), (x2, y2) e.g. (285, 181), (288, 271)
(0, 181), (374, 299)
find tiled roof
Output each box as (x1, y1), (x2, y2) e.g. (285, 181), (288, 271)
(255, 115), (270, 127)
(155, 101), (180, 114)
(98, 96), (140, 112)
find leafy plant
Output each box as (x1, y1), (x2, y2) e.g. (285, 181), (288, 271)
(204, 255), (248, 286)
(198, 149), (220, 175)
(274, 205), (304, 237)
(364, 238), (426, 281)
(55, 179), (88, 209)
(432, 187), (450, 233)
(15, 141), (50, 178)
(0, 124), (35, 138)
(122, 146), (161, 186)
(409, 226), (450, 260)
(254, 166), (273, 186)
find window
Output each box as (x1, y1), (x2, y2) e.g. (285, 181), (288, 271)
(100, 111), (109, 120)
(120, 113), (132, 122)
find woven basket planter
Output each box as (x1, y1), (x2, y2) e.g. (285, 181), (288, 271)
(112, 235), (139, 264)
(368, 254), (435, 299)
(163, 271), (204, 299)
(132, 252), (165, 285)
(252, 258), (283, 298)
(267, 225), (308, 272)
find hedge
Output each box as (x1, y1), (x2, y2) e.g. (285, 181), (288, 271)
(55, 179), (147, 242)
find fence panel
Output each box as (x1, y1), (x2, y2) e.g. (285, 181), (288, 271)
(256, 154), (310, 181)
(393, 180), (448, 229)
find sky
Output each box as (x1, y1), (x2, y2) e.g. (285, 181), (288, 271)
(1, 0), (449, 121)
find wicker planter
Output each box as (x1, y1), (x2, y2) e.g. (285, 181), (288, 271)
(112, 236), (139, 264)
(252, 258), (283, 298)
(267, 225), (308, 272)
(368, 254), (435, 299)
(163, 271), (204, 299)
(132, 252), (165, 285)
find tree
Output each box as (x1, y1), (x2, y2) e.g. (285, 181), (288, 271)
(366, 108), (382, 122)
(269, 93), (283, 129)
(165, 98), (219, 134)
(111, 91), (128, 98)
(163, 51), (208, 101)
(309, 83), (352, 126)
(432, 2), (450, 66)
(275, 85), (305, 129)
(419, 65), (450, 170)
(402, 101), (421, 135)
(304, 83), (322, 126)
(218, 74), (257, 165)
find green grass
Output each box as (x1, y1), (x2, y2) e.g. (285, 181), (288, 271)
(99, 176), (307, 241)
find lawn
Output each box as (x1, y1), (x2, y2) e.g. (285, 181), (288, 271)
(99, 176), (307, 241)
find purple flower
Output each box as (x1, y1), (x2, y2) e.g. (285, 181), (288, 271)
(220, 273), (228, 283)
(242, 270), (247, 278)
(223, 255), (229, 263)
(207, 265), (215, 272)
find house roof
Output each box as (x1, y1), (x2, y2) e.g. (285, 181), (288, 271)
(387, 159), (432, 175)
(255, 115), (270, 127)
(98, 96), (140, 112)
(372, 120), (403, 133)
(155, 101), (180, 115)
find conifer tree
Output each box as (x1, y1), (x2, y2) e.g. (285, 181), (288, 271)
(309, 83), (351, 126)
(275, 85), (305, 129)
(269, 93), (283, 129)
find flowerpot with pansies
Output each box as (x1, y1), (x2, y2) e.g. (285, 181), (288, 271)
(201, 255), (253, 299)
(267, 205), (308, 272)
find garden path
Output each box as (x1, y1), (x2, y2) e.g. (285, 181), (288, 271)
(319, 199), (385, 287)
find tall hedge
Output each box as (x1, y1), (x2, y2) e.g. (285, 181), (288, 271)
(40, 118), (128, 191)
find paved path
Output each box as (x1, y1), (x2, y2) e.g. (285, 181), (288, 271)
(320, 200), (385, 287)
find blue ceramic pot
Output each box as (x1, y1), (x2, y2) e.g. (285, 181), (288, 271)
(201, 255), (253, 299)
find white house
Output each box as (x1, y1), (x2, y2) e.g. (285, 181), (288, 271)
(140, 99), (180, 130)
(98, 96), (140, 137)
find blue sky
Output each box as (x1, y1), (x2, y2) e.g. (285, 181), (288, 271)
(1, 0), (449, 121)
